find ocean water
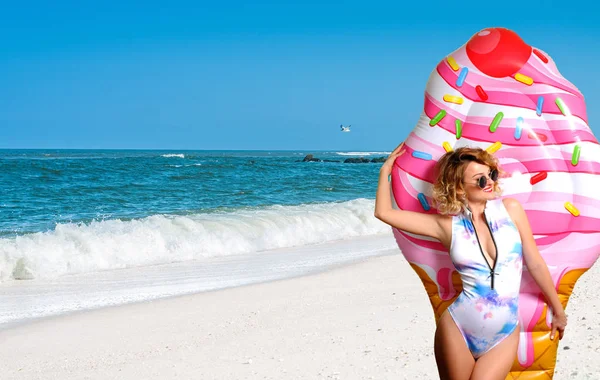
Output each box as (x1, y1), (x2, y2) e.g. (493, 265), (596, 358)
(0, 149), (398, 325)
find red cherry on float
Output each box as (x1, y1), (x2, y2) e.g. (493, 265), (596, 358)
(466, 28), (532, 78)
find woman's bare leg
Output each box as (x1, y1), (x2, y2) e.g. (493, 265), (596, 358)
(434, 311), (476, 380)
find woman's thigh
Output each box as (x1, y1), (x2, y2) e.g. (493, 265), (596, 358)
(434, 310), (475, 380)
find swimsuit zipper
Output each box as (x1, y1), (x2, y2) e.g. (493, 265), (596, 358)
(470, 212), (499, 290)
(485, 214), (500, 290)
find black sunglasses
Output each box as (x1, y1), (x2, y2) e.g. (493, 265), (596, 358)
(473, 169), (498, 189)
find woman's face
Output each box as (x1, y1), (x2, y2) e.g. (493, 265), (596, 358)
(462, 161), (497, 202)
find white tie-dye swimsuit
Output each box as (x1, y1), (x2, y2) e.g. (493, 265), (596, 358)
(447, 198), (523, 358)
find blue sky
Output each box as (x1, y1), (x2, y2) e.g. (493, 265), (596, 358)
(1, 1), (598, 150)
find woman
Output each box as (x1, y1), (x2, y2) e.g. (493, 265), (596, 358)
(374, 143), (568, 380)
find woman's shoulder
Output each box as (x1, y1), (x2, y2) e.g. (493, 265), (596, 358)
(500, 197), (523, 212)
(499, 197), (528, 226)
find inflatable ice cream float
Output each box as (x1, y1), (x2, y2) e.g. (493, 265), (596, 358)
(390, 27), (600, 379)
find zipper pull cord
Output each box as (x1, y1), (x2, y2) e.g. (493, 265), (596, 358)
(488, 270), (499, 288)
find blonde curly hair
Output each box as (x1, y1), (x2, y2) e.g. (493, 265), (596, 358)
(431, 146), (503, 215)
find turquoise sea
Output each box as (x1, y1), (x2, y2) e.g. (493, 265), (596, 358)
(0, 150), (389, 238)
(0, 149), (398, 326)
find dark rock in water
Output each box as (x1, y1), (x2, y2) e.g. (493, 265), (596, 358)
(296, 154), (342, 163)
(344, 157), (370, 163)
(302, 154), (322, 162)
(370, 157), (386, 163)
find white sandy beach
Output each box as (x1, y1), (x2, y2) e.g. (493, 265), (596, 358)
(0, 253), (598, 380)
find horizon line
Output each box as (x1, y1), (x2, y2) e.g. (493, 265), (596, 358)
(0, 148), (392, 152)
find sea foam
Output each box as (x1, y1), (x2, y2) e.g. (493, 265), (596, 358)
(0, 198), (388, 282)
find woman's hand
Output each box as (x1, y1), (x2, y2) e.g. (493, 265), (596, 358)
(551, 309), (568, 341)
(380, 142), (406, 175)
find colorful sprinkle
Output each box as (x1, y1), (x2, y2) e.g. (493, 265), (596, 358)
(412, 151), (432, 160)
(475, 85), (488, 101)
(443, 142), (453, 152)
(530, 172), (547, 185)
(429, 110), (447, 126)
(515, 117), (524, 140)
(443, 94), (464, 104)
(572, 145), (581, 166)
(455, 119), (462, 139)
(555, 97), (569, 115)
(536, 96), (544, 116)
(515, 73), (533, 85)
(447, 56), (459, 71)
(486, 141), (502, 154)
(533, 49), (549, 63)
(418, 193), (431, 211)
(490, 112), (504, 133)
(528, 131), (548, 142)
(564, 202), (580, 217)
(456, 67), (468, 87)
